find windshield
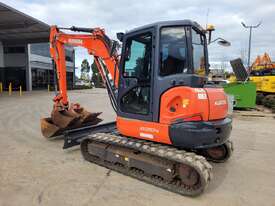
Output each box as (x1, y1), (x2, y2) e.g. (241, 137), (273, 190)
(159, 26), (188, 76)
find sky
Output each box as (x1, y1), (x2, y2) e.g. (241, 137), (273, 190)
(2, 0), (275, 71)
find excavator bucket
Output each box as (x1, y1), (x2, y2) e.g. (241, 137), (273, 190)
(51, 109), (80, 128)
(41, 117), (62, 138)
(73, 107), (102, 123)
(41, 105), (103, 138)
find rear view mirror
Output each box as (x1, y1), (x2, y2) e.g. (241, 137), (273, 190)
(217, 39), (231, 47)
(210, 38), (231, 47)
(206, 24), (231, 47)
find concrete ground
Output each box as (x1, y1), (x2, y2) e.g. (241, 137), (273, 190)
(0, 89), (275, 206)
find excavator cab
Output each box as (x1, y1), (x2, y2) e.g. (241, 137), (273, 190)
(117, 21), (208, 122)
(116, 21), (231, 153)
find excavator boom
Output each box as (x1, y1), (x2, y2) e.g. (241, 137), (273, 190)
(41, 26), (119, 138)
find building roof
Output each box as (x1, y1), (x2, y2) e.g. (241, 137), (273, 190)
(0, 2), (50, 44)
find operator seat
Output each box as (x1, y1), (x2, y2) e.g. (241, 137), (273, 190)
(162, 43), (186, 75)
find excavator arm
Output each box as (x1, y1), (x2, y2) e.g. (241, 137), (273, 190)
(49, 26), (119, 109)
(41, 26), (119, 138)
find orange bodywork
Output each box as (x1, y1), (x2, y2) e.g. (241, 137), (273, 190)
(160, 87), (228, 123)
(116, 86), (229, 145)
(49, 25), (229, 146)
(205, 88), (228, 120)
(117, 116), (172, 144)
(49, 26), (119, 107)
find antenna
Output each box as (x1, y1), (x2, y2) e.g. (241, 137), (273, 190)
(206, 8), (210, 29)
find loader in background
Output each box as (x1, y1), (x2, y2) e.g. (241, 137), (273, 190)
(249, 53), (275, 111)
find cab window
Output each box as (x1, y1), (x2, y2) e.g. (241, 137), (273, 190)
(121, 32), (152, 115)
(123, 33), (152, 80)
(192, 29), (206, 75)
(160, 27), (188, 76)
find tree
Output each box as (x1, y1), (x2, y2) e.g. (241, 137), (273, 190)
(91, 61), (103, 88)
(80, 59), (90, 81)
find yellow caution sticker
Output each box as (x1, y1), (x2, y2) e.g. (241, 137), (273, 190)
(182, 99), (190, 108)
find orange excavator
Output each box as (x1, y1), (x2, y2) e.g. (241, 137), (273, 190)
(41, 21), (233, 196)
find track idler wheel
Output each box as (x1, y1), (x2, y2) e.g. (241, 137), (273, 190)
(203, 141), (233, 163)
(178, 164), (200, 187)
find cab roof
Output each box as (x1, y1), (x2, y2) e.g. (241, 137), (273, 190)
(125, 20), (205, 34)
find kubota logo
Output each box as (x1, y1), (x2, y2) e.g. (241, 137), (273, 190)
(214, 100), (227, 106)
(140, 127), (159, 133)
(68, 39), (83, 44)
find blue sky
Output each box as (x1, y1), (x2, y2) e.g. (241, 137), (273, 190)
(2, 0), (275, 71)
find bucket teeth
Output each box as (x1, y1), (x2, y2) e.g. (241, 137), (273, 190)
(80, 111), (102, 123)
(41, 105), (102, 138)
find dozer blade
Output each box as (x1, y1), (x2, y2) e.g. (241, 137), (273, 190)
(41, 105), (103, 139)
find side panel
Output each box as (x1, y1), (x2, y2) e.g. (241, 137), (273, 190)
(116, 116), (171, 145)
(261, 76), (275, 93)
(159, 86), (209, 123)
(205, 88), (228, 120)
(250, 76), (263, 91)
(250, 76), (275, 93)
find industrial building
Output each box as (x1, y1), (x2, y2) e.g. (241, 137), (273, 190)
(0, 2), (75, 91)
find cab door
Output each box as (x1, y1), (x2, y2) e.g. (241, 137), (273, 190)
(117, 29), (154, 121)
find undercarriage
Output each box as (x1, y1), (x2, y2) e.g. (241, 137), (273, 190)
(63, 123), (233, 196)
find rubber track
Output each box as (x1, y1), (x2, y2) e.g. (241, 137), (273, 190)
(81, 133), (213, 196)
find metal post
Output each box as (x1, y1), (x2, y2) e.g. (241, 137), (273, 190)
(248, 27), (252, 68)
(19, 85), (22, 96)
(9, 82), (12, 96)
(26, 44), (32, 91)
(241, 21), (262, 68)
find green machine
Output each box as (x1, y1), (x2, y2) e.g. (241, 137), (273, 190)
(223, 58), (256, 109)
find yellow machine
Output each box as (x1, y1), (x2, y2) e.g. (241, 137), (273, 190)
(249, 53), (275, 111)
(250, 53), (275, 94)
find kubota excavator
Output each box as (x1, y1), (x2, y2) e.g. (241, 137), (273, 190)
(41, 20), (233, 196)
